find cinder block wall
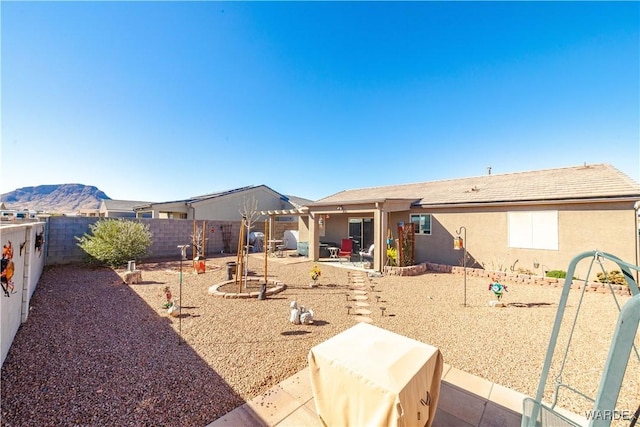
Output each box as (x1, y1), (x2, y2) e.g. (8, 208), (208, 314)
(1, 223), (46, 367)
(45, 217), (248, 265)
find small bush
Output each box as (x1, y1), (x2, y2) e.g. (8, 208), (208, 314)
(596, 270), (628, 286)
(545, 270), (567, 278)
(386, 247), (398, 266)
(76, 219), (153, 268)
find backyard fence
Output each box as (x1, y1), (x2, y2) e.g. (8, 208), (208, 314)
(1, 222), (47, 366)
(45, 216), (250, 265)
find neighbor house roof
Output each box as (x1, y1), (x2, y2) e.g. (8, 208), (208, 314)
(135, 185), (288, 209)
(286, 195), (314, 208)
(315, 164), (640, 207)
(101, 199), (152, 211)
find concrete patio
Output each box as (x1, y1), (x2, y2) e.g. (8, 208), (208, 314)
(207, 363), (528, 427)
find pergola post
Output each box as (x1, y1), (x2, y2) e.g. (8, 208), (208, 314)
(309, 212), (320, 261)
(373, 207), (386, 272)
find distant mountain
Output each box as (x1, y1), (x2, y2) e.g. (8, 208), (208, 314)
(0, 184), (111, 213)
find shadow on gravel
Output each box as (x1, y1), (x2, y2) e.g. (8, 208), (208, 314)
(0, 265), (249, 426)
(280, 330), (311, 336)
(507, 302), (555, 308)
(137, 280), (166, 285)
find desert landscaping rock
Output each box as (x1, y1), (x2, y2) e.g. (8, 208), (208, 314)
(1, 255), (638, 426)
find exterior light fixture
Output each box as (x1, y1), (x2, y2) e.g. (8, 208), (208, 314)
(453, 237), (464, 250)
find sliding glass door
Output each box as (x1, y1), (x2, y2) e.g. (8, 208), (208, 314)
(348, 218), (374, 253)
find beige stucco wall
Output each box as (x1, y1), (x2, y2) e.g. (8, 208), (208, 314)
(193, 187), (290, 221)
(401, 201), (638, 280)
(301, 200), (639, 277)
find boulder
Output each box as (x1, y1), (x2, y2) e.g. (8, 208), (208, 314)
(122, 270), (142, 285)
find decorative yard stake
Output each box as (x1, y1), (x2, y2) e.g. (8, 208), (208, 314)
(177, 244), (189, 344)
(454, 226), (467, 307)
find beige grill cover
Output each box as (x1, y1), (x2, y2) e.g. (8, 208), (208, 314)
(308, 323), (443, 427)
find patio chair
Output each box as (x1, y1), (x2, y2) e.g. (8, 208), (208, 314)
(338, 238), (353, 260)
(276, 238), (287, 257)
(359, 244), (374, 262)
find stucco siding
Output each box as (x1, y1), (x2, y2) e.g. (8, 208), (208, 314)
(193, 188), (288, 221)
(407, 202), (638, 279)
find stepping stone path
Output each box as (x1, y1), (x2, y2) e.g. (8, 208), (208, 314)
(346, 271), (376, 324)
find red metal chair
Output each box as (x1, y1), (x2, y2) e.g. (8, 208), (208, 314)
(338, 238), (353, 260)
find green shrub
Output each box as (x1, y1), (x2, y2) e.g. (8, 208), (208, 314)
(76, 219), (153, 268)
(545, 270), (567, 278)
(596, 270), (628, 286)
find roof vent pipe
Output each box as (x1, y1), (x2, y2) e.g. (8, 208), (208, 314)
(487, 166), (492, 176)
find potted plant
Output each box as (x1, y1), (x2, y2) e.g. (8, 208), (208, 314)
(310, 265), (321, 288)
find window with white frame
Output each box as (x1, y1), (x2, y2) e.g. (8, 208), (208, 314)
(410, 214), (431, 235)
(508, 211), (558, 250)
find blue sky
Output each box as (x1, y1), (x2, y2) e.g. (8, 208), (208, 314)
(2, 1), (638, 203)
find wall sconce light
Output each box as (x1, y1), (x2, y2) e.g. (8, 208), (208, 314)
(318, 217), (324, 226)
(533, 258), (540, 269)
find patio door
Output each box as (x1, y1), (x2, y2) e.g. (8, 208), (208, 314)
(348, 218), (374, 253)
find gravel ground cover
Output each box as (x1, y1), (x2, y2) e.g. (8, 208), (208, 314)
(1, 254), (638, 426)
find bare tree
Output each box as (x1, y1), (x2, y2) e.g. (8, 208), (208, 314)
(239, 197), (260, 287)
(191, 225), (203, 258)
(239, 197), (260, 233)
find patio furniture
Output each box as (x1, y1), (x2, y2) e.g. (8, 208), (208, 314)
(268, 239), (282, 256)
(522, 250), (640, 427)
(308, 323), (443, 427)
(359, 244), (374, 262)
(338, 238), (353, 260)
(276, 238), (287, 257)
(328, 247), (339, 259)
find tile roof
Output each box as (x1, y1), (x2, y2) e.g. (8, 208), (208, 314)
(317, 164), (640, 206)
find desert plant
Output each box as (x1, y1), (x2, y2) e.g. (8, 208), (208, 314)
(481, 256), (508, 272)
(545, 270), (567, 278)
(76, 219), (153, 268)
(596, 270), (628, 286)
(386, 247), (398, 266)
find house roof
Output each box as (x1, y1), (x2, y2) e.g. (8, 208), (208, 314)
(102, 199), (152, 211)
(286, 195), (314, 208)
(136, 185), (288, 209)
(316, 164), (640, 207)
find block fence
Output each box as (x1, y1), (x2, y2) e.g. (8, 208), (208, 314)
(45, 216), (246, 265)
(1, 222), (47, 367)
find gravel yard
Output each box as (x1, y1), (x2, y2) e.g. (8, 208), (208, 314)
(2, 254), (638, 426)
